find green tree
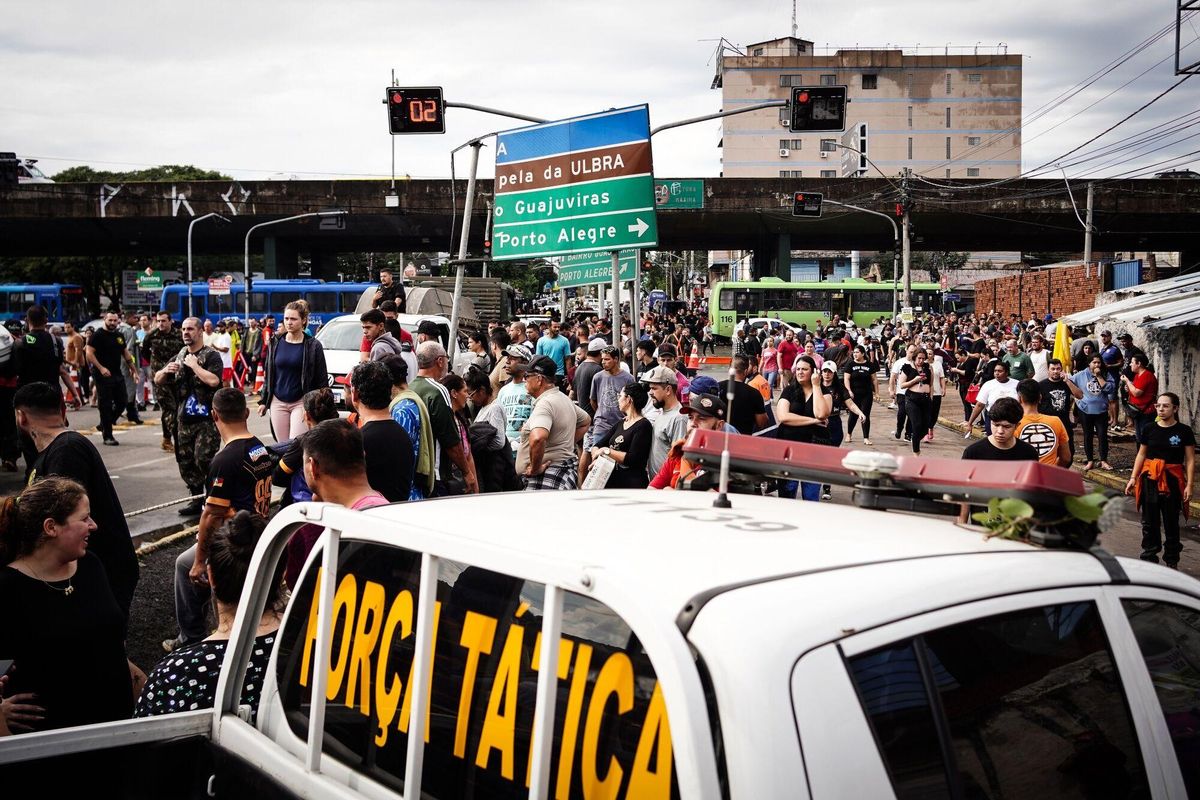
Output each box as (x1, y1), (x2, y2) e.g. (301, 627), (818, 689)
(910, 251), (970, 282)
(51, 164), (232, 183)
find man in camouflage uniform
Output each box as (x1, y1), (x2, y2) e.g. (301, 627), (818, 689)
(142, 311), (184, 452)
(154, 317), (222, 516)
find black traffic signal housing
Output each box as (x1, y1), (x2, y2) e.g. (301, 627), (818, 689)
(792, 191), (823, 217)
(385, 87), (445, 134)
(789, 86), (847, 133)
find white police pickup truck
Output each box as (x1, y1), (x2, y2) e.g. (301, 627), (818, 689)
(2, 435), (1198, 798)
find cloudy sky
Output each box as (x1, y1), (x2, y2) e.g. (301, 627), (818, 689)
(3, 0), (1197, 181)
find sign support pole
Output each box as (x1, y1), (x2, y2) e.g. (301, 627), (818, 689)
(631, 252), (642, 380)
(449, 141), (482, 360)
(611, 251), (621, 349)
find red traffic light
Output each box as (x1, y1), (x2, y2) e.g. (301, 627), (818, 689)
(796, 91), (810, 104)
(390, 93), (404, 104)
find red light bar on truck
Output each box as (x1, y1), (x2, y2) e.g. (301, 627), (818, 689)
(681, 430), (1087, 509)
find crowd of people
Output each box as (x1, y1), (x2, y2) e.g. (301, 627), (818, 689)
(0, 289), (1194, 741)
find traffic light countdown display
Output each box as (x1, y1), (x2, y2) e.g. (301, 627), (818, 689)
(386, 87), (445, 134)
(792, 192), (823, 217)
(789, 86), (847, 133)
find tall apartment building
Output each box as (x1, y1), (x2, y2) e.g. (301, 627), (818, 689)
(715, 37), (1023, 179)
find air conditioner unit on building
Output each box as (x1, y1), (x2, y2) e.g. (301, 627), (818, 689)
(820, 151), (829, 159)
(779, 148), (790, 158)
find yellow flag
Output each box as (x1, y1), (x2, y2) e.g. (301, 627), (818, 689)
(1052, 320), (1072, 366)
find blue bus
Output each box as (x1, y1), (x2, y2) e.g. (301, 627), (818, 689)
(159, 280), (374, 328)
(0, 284), (89, 324)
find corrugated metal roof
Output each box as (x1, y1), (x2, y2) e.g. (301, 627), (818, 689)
(1060, 272), (1200, 329)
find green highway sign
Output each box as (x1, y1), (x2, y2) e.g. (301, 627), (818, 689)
(556, 249), (638, 288)
(492, 105), (658, 261)
(654, 179), (704, 209)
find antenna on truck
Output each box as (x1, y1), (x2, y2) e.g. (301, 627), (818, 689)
(713, 365), (737, 509)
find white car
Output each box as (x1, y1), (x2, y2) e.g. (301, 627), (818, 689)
(314, 312), (449, 407)
(16, 158), (54, 184)
(735, 316), (803, 339)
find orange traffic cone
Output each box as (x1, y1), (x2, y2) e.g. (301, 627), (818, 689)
(687, 342), (700, 372)
(253, 365), (264, 395)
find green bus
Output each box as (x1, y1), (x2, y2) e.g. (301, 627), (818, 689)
(708, 278), (943, 338)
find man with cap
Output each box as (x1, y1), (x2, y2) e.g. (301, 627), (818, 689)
(1098, 330), (1125, 430)
(572, 338), (605, 415)
(516, 355), (591, 490)
(656, 345), (690, 404)
(719, 355), (769, 435)
(416, 319), (442, 345)
(497, 344), (534, 450)
(648, 386), (734, 489)
(642, 365), (687, 480)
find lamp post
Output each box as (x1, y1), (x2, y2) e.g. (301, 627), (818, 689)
(187, 213), (231, 318)
(243, 211), (347, 329)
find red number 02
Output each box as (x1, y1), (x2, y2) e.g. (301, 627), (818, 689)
(408, 99), (438, 123)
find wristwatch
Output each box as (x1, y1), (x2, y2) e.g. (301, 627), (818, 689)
(602, 447), (611, 457)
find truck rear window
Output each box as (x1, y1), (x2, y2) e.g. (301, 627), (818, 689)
(274, 541), (678, 799)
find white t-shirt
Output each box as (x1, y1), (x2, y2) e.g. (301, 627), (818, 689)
(931, 361), (946, 397)
(1028, 349), (1049, 383)
(891, 358), (910, 396)
(213, 332), (233, 369)
(977, 378), (1019, 410)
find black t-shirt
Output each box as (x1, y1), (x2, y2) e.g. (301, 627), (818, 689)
(823, 343), (850, 369)
(1038, 378), (1073, 419)
(0, 553), (131, 731)
(361, 419), (414, 503)
(14, 329), (63, 386)
(719, 379), (767, 435)
(88, 327), (128, 374)
(962, 438), (1040, 461)
(573, 360), (602, 414)
(30, 431), (138, 617)
(743, 336), (762, 359)
(820, 379), (850, 415)
(778, 383), (818, 443)
(846, 361), (876, 396)
(206, 436), (275, 517)
(901, 363), (933, 394)
(597, 417), (652, 488)
(1143, 422), (1196, 464)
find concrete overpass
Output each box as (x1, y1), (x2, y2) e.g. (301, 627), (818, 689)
(2, 178), (1198, 278)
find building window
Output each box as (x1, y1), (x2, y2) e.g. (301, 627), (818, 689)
(820, 73), (836, 86)
(819, 139), (837, 152)
(906, 73), (914, 96)
(967, 168), (981, 177)
(780, 74), (805, 87)
(907, 138), (913, 160)
(779, 139), (803, 150)
(946, 137), (952, 159)
(945, 107), (951, 128)
(862, 74), (878, 90)
(779, 169), (803, 178)
(907, 106), (913, 128)
(968, 73), (982, 83)
(798, 42), (807, 53)
(779, 107), (791, 126)
(753, 47), (764, 56)
(967, 136), (982, 146)
(820, 169), (838, 178)
(946, 74), (952, 94)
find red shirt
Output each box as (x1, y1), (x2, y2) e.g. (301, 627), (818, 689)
(1130, 369), (1158, 413)
(777, 339), (800, 370)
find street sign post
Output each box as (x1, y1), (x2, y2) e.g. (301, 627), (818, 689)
(491, 105), (658, 261)
(654, 179), (704, 209)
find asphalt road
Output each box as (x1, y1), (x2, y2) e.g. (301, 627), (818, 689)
(0, 396), (276, 541)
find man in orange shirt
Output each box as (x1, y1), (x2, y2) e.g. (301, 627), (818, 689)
(1015, 379), (1071, 467)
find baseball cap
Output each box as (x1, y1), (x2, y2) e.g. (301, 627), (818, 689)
(820, 361), (837, 373)
(656, 344), (677, 358)
(1117, 332), (1133, 341)
(682, 392), (726, 419)
(417, 320), (441, 339)
(504, 344), (531, 361)
(510, 354), (556, 379)
(1100, 330), (1112, 336)
(639, 365), (678, 386)
(587, 337), (607, 354)
(688, 375), (720, 396)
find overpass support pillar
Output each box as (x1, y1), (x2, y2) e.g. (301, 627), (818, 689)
(752, 233), (792, 281)
(263, 236), (298, 279)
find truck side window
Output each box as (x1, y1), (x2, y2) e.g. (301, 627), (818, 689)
(848, 602), (1147, 799)
(274, 544), (677, 800)
(1122, 599), (1200, 795)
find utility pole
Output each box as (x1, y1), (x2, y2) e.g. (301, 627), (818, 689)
(1083, 181), (1095, 272)
(901, 167), (913, 310)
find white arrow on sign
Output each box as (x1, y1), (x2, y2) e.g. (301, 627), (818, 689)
(627, 218), (650, 237)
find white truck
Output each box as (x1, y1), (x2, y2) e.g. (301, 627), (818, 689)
(2, 434), (1198, 798)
